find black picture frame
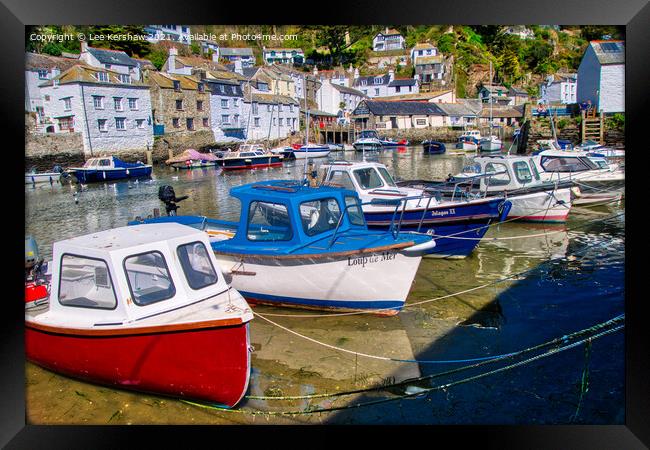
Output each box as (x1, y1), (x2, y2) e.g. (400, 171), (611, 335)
(4, 0), (648, 447)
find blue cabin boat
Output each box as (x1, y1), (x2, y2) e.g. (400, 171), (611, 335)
(130, 180), (435, 315)
(67, 156), (152, 183)
(422, 140), (446, 155)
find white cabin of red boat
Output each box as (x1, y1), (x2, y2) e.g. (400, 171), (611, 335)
(42, 223), (239, 327)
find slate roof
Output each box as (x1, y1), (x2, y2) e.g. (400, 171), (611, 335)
(388, 78), (417, 87)
(220, 48), (254, 57)
(354, 100), (445, 116)
(301, 109), (338, 117)
(379, 90), (452, 101)
(242, 67), (260, 78)
(25, 52), (78, 71)
(331, 83), (366, 97)
(87, 47), (137, 67)
(39, 63), (148, 87)
(412, 42), (437, 50)
(354, 74), (391, 87)
(481, 85), (509, 95)
(435, 102), (478, 117)
(590, 40), (625, 65)
(479, 105), (525, 118)
(376, 29), (402, 37)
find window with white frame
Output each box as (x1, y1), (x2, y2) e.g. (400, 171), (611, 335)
(63, 97), (72, 111)
(221, 99), (229, 109)
(114, 97), (123, 111)
(252, 102), (258, 114)
(267, 104), (272, 112)
(279, 118), (283, 126)
(115, 117), (126, 130)
(254, 117), (260, 127)
(233, 98), (238, 107)
(96, 72), (109, 82)
(136, 119), (145, 129)
(128, 98), (138, 110)
(119, 74), (131, 84)
(221, 114), (229, 124)
(37, 69), (48, 80)
(97, 119), (107, 132)
(93, 96), (104, 109)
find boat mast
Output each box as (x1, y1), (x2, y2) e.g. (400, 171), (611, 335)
(245, 78), (253, 146)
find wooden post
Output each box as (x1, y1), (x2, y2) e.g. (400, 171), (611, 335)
(146, 150), (153, 166)
(168, 148), (174, 161)
(600, 113), (605, 144)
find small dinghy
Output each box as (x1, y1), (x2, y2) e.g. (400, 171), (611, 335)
(165, 149), (218, 169)
(25, 223), (253, 407)
(422, 140), (446, 155)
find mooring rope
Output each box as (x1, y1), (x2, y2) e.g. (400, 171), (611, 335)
(182, 320), (624, 415)
(572, 179), (625, 194)
(253, 211), (624, 318)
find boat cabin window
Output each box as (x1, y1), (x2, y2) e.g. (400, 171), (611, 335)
(240, 152), (255, 157)
(345, 196), (366, 226)
(177, 241), (219, 290)
(377, 167), (397, 187)
(300, 198), (342, 236)
(326, 170), (355, 190)
(58, 254), (117, 310)
(83, 159), (97, 167)
(98, 158), (111, 167)
(124, 251), (176, 306)
(540, 156), (595, 172)
(593, 159), (609, 169)
(528, 160), (541, 180)
(512, 161), (533, 184)
(484, 162), (511, 186)
(353, 168), (384, 190)
(247, 201), (293, 241)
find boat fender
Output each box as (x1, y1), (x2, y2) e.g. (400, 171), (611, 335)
(498, 201), (512, 222)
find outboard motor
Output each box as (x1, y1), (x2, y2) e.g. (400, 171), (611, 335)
(158, 185), (189, 216)
(25, 235), (43, 281)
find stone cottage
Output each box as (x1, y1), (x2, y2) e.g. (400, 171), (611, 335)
(39, 64), (153, 156)
(145, 71), (212, 136)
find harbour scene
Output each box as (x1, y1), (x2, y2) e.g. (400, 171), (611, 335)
(23, 23), (625, 425)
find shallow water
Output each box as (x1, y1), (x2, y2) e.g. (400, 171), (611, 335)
(24, 146), (625, 424)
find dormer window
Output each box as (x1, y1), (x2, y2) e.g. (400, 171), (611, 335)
(96, 72), (109, 82)
(173, 80), (181, 91)
(37, 69), (49, 80)
(374, 77), (383, 84)
(119, 74), (131, 84)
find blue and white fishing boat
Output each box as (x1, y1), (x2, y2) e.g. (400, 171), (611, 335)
(456, 131), (481, 151)
(319, 161), (511, 258)
(353, 130), (383, 151)
(67, 156), (152, 183)
(130, 181), (435, 315)
(292, 143), (331, 159)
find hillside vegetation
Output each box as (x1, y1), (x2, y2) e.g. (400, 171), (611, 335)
(26, 24), (623, 96)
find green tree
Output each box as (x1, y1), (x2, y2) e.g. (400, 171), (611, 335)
(301, 26), (371, 66)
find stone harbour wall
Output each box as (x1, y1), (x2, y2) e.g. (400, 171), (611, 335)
(25, 129), (86, 171)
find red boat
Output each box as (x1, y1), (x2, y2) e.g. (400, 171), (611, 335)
(25, 223), (254, 408)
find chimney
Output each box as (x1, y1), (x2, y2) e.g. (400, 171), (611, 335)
(313, 66), (318, 77)
(354, 68), (359, 79)
(385, 27), (389, 34)
(234, 59), (243, 75)
(212, 52), (219, 63)
(388, 69), (395, 82)
(80, 41), (88, 53)
(51, 67), (61, 78)
(167, 47), (178, 73)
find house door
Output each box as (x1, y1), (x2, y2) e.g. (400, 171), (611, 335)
(390, 117), (398, 128)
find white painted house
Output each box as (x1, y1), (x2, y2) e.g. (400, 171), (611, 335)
(577, 40), (625, 113)
(539, 73), (577, 105)
(78, 43), (144, 81)
(25, 52), (78, 119)
(351, 70), (419, 99)
(202, 76), (245, 143)
(410, 43), (438, 64)
(262, 48), (305, 65)
(372, 28), (405, 52)
(502, 25), (535, 40)
(241, 92), (300, 141)
(145, 25), (192, 44)
(39, 64), (153, 156)
(316, 79), (367, 116)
